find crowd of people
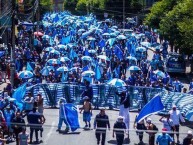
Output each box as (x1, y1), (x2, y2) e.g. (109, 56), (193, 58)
(0, 11), (193, 145)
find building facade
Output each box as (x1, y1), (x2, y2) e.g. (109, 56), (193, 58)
(51, 0), (64, 12)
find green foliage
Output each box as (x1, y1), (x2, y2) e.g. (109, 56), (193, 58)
(131, 0), (143, 13)
(40, 0), (52, 11)
(145, 0), (181, 28)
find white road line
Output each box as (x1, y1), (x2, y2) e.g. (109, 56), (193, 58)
(44, 121), (56, 145)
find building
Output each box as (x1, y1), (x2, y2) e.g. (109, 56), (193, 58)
(0, 0), (12, 46)
(51, 0), (64, 12)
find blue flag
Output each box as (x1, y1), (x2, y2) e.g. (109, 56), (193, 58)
(69, 49), (78, 60)
(82, 65), (89, 72)
(62, 36), (71, 44)
(61, 72), (67, 82)
(95, 64), (101, 80)
(64, 103), (80, 132)
(27, 62), (35, 72)
(114, 45), (123, 60)
(12, 83), (27, 111)
(136, 95), (164, 123)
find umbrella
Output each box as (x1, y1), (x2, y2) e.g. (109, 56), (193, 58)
(81, 56), (92, 61)
(50, 50), (60, 55)
(57, 66), (69, 72)
(128, 66), (141, 71)
(78, 29), (86, 33)
(102, 33), (110, 36)
(34, 32), (44, 36)
(107, 78), (126, 87)
(58, 44), (67, 50)
(88, 50), (96, 54)
(18, 71), (33, 79)
(67, 43), (77, 48)
(60, 57), (71, 62)
(141, 41), (151, 48)
(126, 56), (137, 61)
(47, 59), (61, 65)
(44, 47), (54, 52)
(153, 70), (166, 78)
(116, 35), (127, 40)
(82, 70), (95, 77)
(40, 66), (55, 76)
(70, 67), (82, 72)
(87, 37), (96, 41)
(111, 26), (118, 29)
(185, 111), (193, 121)
(110, 33), (117, 37)
(42, 35), (50, 39)
(97, 55), (110, 61)
(136, 47), (146, 52)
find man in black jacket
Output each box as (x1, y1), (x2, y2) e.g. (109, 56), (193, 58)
(12, 112), (25, 145)
(82, 80), (93, 101)
(94, 109), (110, 145)
(113, 116), (126, 145)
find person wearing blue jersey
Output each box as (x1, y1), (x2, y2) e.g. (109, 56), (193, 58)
(156, 128), (174, 145)
(172, 77), (184, 92)
(189, 79), (193, 90)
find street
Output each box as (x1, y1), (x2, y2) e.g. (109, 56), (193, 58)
(8, 109), (190, 145)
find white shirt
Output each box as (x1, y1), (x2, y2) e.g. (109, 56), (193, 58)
(169, 110), (185, 125)
(160, 118), (173, 131)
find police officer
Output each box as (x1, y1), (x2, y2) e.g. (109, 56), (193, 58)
(113, 116), (126, 145)
(94, 108), (110, 145)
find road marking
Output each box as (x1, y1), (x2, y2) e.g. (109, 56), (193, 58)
(44, 121), (56, 145)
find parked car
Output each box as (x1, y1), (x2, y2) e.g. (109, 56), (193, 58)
(165, 53), (186, 73)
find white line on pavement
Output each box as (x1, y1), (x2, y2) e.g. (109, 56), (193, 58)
(44, 121), (56, 145)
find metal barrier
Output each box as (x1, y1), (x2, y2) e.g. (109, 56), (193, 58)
(23, 82), (193, 116)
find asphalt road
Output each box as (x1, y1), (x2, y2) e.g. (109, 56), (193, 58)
(7, 109), (190, 145)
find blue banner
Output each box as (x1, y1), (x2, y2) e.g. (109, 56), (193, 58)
(64, 104), (80, 132)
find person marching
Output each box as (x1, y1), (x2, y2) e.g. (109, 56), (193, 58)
(56, 98), (69, 133)
(116, 87), (130, 141)
(169, 104), (185, 144)
(156, 128), (174, 145)
(79, 96), (92, 129)
(146, 118), (158, 145)
(113, 116), (126, 145)
(94, 108), (110, 145)
(133, 109), (146, 145)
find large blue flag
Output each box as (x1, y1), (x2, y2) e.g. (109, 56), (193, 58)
(64, 103), (80, 132)
(12, 83), (27, 111)
(136, 95), (164, 123)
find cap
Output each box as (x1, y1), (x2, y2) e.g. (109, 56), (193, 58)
(38, 92), (42, 95)
(83, 96), (89, 100)
(117, 116), (124, 120)
(172, 104), (176, 108)
(188, 130), (193, 135)
(146, 118), (152, 123)
(162, 128), (167, 132)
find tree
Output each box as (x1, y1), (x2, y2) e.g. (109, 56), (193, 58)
(145, 0), (181, 29)
(159, 0), (193, 53)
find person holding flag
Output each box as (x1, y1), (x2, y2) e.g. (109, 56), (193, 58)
(56, 98), (69, 133)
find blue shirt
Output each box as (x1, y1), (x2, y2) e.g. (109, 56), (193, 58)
(156, 133), (173, 145)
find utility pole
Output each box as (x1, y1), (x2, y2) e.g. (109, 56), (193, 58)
(123, 0), (125, 29)
(36, 0), (40, 32)
(11, 0), (16, 88)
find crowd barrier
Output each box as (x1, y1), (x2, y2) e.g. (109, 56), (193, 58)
(25, 83), (193, 115)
